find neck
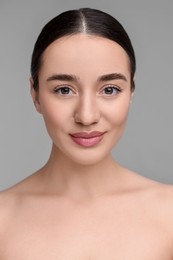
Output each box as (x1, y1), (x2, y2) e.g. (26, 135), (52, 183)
(40, 144), (123, 201)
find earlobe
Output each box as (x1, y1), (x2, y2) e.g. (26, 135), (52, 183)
(130, 75), (135, 104)
(130, 91), (134, 105)
(29, 77), (42, 114)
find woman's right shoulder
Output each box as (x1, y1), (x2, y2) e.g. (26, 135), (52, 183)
(0, 189), (15, 219)
(0, 189), (19, 252)
(0, 172), (41, 222)
(0, 188), (20, 230)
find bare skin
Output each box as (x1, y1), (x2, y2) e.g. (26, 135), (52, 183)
(0, 163), (173, 259)
(0, 34), (173, 259)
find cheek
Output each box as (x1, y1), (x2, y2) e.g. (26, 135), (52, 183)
(39, 97), (72, 130)
(102, 96), (131, 127)
(115, 99), (131, 124)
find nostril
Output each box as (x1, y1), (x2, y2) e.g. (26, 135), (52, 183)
(74, 99), (100, 125)
(74, 112), (100, 126)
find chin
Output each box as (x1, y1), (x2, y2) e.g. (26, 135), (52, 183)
(63, 147), (112, 166)
(51, 132), (121, 166)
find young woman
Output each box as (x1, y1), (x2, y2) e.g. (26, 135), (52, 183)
(0, 8), (173, 259)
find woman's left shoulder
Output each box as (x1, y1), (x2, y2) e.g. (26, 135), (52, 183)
(153, 182), (173, 206)
(141, 179), (173, 210)
(151, 182), (173, 230)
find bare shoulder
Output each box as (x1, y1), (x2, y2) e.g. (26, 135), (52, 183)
(151, 181), (173, 218)
(150, 181), (173, 240)
(142, 176), (173, 212)
(0, 188), (17, 216)
(125, 167), (173, 199)
(126, 168), (173, 232)
(0, 173), (40, 247)
(0, 188), (19, 246)
(0, 186), (22, 222)
(131, 169), (173, 207)
(0, 171), (41, 224)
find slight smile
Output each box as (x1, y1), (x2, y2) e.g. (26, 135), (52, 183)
(69, 131), (106, 147)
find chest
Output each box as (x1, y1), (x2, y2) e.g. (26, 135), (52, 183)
(1, 200), (172, 259)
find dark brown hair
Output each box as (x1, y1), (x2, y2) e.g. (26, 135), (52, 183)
(31, 8), (136, 91)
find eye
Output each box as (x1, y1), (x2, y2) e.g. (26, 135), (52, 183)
(101, 85), (122, 96)
(53, 86), (74, 96)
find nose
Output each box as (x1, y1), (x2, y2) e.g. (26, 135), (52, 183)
(74, 94), (100, 126)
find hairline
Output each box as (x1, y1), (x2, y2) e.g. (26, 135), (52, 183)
(38, 32), (132, 86)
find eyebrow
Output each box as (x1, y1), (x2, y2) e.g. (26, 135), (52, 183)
(97, 73), (127, 82)
(46, 74), (79, 82)
(46, 73), (127, 83)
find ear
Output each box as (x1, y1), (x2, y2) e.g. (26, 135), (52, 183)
(30, 77), (42, 114)
(130, 91), (134, 105)
(130, 74), (135, 104)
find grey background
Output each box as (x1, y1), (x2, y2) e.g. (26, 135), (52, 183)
(0, 0), (172, 191)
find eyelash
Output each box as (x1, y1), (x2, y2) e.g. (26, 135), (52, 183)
(53, 85), (122, 96)
(100, 85), (122, 96)
(53, 85), (74, 96)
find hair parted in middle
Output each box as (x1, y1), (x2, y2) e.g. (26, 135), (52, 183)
(31, 8), (136, 92)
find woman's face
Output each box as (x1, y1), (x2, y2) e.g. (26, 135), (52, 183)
(31, 34), (133, 165)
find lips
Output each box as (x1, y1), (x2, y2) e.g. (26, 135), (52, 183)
(70, 131), (104, 138)
(70, 131), (105, 147)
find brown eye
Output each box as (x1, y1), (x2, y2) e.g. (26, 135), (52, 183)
(54, 86), (73, 95)
(102, 86), (122, 95)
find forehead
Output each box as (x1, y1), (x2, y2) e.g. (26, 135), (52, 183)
(40, 34), (130, 80)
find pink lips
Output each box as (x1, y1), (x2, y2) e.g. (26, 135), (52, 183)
(70, 131), (105, 147)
